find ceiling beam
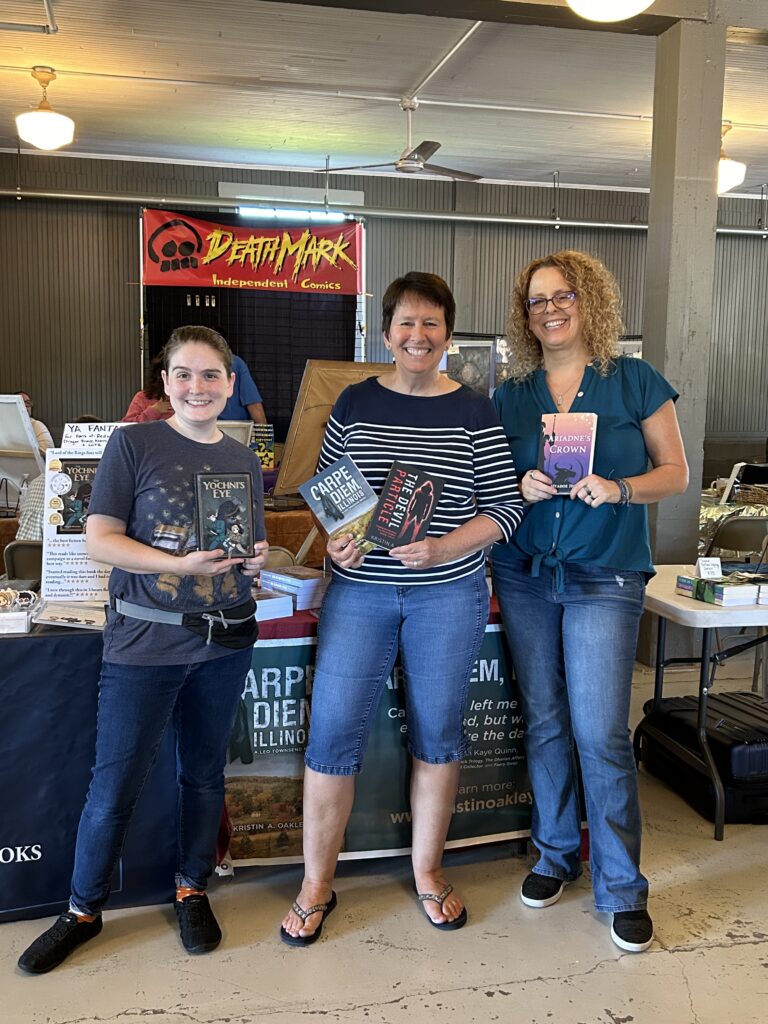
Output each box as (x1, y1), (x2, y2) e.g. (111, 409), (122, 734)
(262, 1), (768, 35)
(259, 1), (707, 35)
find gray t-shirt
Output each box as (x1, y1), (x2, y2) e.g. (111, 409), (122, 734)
(89, 421), (265, 665)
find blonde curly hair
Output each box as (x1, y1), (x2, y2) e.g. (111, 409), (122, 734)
(507, 250), (623, 380)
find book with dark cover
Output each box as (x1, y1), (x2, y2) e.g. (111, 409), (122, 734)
(538, 412), (598, 493)
(364, 462), (445, 550)
(53, 459), (99, 535)
(195, 472), (255, 556)
(298, 454), (378, 553)
(250, 424), (276, 470)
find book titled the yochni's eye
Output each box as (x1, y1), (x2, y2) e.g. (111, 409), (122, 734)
(538, 413), (598, 493)
(195, 472), (255, 556)
(364, 462), (445, 550)
(298, 454), (378, 553)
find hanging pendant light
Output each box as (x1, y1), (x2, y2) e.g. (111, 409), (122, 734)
(566, 1), (654, 21)
(15, 66), (75, 151)
(717, 123), (747, 194)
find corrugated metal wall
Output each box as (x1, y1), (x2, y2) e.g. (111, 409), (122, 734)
(0, 152), (765, 443)
(709, 235), (768, 438)
(0, 195), (139, 442)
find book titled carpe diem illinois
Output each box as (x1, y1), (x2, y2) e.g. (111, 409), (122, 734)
(538, 412), (598, 494)
(298, 454), (378, 553)
(195, 472), (255, 557)
(364, 462), (445, 550)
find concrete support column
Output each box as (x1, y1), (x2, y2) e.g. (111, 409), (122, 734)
(638, 19), (726, 664)
(643, 18), (727, 563)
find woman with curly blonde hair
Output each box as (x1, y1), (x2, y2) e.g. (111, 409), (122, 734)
(491, 250), (688, 954)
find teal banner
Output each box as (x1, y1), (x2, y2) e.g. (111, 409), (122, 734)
(224, 625), (531, 865)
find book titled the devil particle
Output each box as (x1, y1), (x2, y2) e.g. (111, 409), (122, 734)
(298, 454), (378, 553)
(538, 412), (598, 493)
(364, 462), (445, 550)
(195, 472), (255, 556)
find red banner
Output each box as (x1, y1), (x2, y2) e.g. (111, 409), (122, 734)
(142, 210), (361, 294)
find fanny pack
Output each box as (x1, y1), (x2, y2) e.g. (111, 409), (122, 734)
(111, 596), (259, 649)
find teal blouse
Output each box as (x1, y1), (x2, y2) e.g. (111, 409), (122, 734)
(491, 356), (678, 578)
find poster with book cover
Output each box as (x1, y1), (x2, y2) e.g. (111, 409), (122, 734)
(297, 454), (378, 553)
(41, 425), (124, 602)
(538, 412), (597, 493)
(51, 459), (99, 535)
(364, 462), (445, 550)
(195, 472), (255, 556)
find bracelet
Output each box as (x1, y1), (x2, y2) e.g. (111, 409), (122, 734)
(616, 478), (634, 506)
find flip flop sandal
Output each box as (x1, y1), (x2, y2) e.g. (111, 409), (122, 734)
(280, 891), (337, 947)
(416, 883), (468, 931)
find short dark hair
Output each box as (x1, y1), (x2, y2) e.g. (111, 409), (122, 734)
(164, 325), (233, 375)
(382, 272), (456, 338)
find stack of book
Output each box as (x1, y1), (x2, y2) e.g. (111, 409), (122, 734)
(675, 573), (762, 607)
(253, 588), (294, 621)
(701, 580), (760, 607)
(675, 575), (707, 600)
(258, 566), (330, 610)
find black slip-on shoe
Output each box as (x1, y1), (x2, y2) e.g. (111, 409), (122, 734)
(520, 872), (566, 909)
(611, 909), (654, 953)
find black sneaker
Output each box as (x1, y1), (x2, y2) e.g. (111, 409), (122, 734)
(17, 911), (103, 975)
(175, 894), (222, 954)
(611, 909), (654, 952)
(520, 872), (565, 908)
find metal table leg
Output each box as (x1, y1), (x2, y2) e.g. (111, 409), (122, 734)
(653, 615), (667, 708)
(695, 628), (726, 841)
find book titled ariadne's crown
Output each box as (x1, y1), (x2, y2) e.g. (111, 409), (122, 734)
(538, 412), (598, 494)
(298, 454), (378, 553)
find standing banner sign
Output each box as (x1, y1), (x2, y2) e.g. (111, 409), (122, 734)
(142, 210), (362, 294)
(40, 423), (122, 602)
(224, 624), (531, 865)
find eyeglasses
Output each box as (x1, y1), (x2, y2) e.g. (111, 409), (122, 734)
(524, 290), (578, 315)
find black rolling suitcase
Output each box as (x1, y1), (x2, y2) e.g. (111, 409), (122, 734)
(635, 691), (768, 824)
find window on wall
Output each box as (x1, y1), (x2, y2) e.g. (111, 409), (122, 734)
(143, 287), (356, 440)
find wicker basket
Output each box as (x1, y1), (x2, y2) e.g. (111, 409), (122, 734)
(735, 483), (768, 505)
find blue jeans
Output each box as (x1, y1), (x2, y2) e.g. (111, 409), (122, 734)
(305, 570), (489, 774)
(492, 559), (648, 912)
(70, 649), (252, 915)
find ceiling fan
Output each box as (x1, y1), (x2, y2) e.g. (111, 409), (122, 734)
(317, 98), (482, 182)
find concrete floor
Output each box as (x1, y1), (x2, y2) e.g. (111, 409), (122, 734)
(3, 659), (767, 1024)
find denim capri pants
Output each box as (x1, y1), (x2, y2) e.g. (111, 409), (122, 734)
(305, 569), (489, 775)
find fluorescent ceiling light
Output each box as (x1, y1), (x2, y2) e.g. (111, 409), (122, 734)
(238, 207), (349, 223)
(566, 1), (654, 22)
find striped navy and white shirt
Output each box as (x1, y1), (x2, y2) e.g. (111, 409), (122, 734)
(319, 377), (524, 586)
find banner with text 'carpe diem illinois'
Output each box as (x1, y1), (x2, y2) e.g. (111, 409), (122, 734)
(224, 625), (532, 865)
